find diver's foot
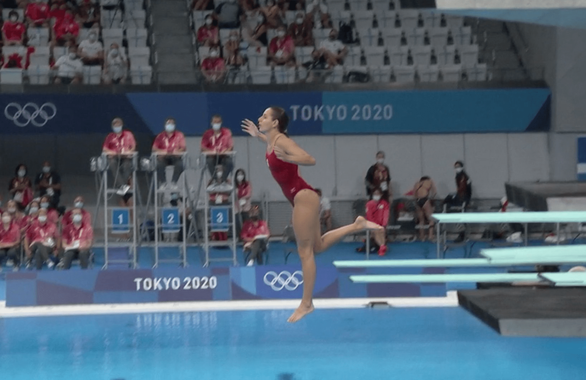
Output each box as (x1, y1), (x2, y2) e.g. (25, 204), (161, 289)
(287, 302), (314, 323)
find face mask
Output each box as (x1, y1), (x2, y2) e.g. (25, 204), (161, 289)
(69, 53), (77, 59)
(2, 216), (10, 224)
(42, 166), (50, 173)
(237, 175), (244, 182)
(205, 18), (213, 25)
(210, 50), (219, 58)
(377, 158), (384, 164)
(89, 34), (97, 42)
(165, 123), (176, 132)
(38, 216), (47, 223)
(73, 214), (82, 223)
(216, 171), (223, 178)
(455, 167), (463, 173)
(277, 30), (285, 37)
(10, 16), (17, 22)
(41, 202), (49, 209)
(18, 170), (25, 177)
(75, 202), (83, 208)
(113, 126), (122, 134)
(29, 207), (39, 214)
(229, 35), (238, 41)
(373, 195), (381, 201)
(296, 18), (303, 24)
(212, 123), (221, 131)
(111, 48), (119, 55)
(8, 207), (16, 214)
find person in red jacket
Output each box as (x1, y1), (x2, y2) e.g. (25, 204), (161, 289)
(0, 212), (21, 270)
(26, 0), (51, 27)
(365, 188), (389, 256)
(240, 205), (270, 266)
(268, 25), (295, 67)
(196, 14), (219, 47)
(2, 10), (26, 46)
(201, 114), (233, 192)
(60, 208), (93, 269)
(25, 208), (59, 270)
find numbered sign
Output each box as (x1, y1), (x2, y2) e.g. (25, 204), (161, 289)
(112, 208), (130, 234)
(162, 207), (180, 233)
(210, 206), (230, 232)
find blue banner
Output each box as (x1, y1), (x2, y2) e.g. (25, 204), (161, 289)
(0, 89), (550, 136)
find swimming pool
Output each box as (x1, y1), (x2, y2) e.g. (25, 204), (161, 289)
(1, 307), (583, 380)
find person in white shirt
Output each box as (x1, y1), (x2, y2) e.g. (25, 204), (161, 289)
(53, 46), (83, 84)
(316, 188), (332, 232)
(78, 30), (104, 66)
(314, 29), (347, 68)
(103, 43), (128, 84)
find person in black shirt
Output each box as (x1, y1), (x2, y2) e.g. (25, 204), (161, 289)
(443, 160), (471, 211)
(35, 161), (62, 209)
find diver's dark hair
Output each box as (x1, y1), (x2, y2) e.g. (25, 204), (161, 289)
(269, 106), (289, 135)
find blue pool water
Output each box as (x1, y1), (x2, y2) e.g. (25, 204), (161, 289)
(1, 307), (584, 380)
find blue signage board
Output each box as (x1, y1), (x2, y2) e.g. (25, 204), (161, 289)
(112, 208), (130, 234)
(210, 206), (230, 232)
(161, 207), (180, 233)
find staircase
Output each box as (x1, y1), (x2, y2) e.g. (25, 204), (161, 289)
(150, 0), (198, 84)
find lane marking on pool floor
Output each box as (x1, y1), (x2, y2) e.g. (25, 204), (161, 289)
(0, 292), (458, 318)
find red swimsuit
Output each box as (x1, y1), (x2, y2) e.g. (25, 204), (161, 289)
(266, 149), (315, 205)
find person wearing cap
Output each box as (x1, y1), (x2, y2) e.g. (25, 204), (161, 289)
(201, 114), (234, 192)
(152, 117), (187, 191)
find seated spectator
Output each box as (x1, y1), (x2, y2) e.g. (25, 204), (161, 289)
(315, 188), (331, 232)
(443, 160), (472, 211)
(240, 205), (270, 266)
(25, 0), (51, 27)
(196, 14), (219, 47)
(235, 168), (252, 220)
(2, 51), (23, 69)
(213, 0), (243, 29)
(288, 12), (313, 47)
(152, 117), (186, 190)
(78, 30), (104, 66)
(77, 0), (100, 29)
(365, 150), (392, 202)
(9, 164), (33, 211)
(201, 114), (234, 192)
(261, 0), (284, 29)
(103, 43), (128, 84)
(200, 46), (226, 83)
(102, 117), (136, 196)
(3, 200), (25, 232)
(22, 199), (40, 233)
(314, 29), (347, 69)
(0, 211), (21, 271)
(39, 195), (59, 225)
(411, 176), (437, 241)
(34, 161), (61, 209)
(62, 196), (91, 229)
(2, 10), (25, 46)
(364, 188), (390, 256)
(53, 45), (83, 84)
(242, 9), (268, 47)
(25, 208), (58, 270)
(60, 208), (93, 269)
(306, 0), (331, 28)
(52, 9), (79, 47)
(192, 0), (214, 10)
(223, 30), (245, 68)
(268, 24), (295, 67)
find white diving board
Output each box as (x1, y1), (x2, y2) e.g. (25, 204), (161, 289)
(350, 273), (541, 283)
(539, 272), (586, 286)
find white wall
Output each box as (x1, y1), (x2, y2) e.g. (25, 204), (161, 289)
(185, 133), (550, 201)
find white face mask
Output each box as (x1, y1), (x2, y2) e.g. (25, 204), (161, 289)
(212, 123), (221, 131)
(2, 216), (11, 224)
(376, 158), (384, 164)
(41, 202), (49, 209)
(210, 50), (219, 58)
(10, 16), (17, 22)
(165, 123), (175, 132)
(455, 167), (463, 173)
(73, 214), (82, 223)
(18, 170), (25, 177)
(69, 52), (77, 59)
(216, 171), (223, 178)
(296, 18), (303, 24)
(230, 35), (238, 41)
(42, 166), (51, 173)
(29, 207), (39, 214)
(277, 30), (285, 37)
(74, 202), (83, 209)
(373, 195), (382, 201)
(112, 126), (122, 134)
(205, 18), (212, 25)
(8, 207), (16, 214)
(89, 34), (97, 42)
(237, 175), (244, 182)
(38, 216), (47, 223)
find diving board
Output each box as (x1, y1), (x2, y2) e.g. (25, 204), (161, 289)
(539, 272), (586, 286)
(432, 211), (586, 258)
(350, 273), (541, 283)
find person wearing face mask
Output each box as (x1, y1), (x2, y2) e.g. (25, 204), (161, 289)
(0, 212), (21, 271)
(212, 0), (243, 29)
(3, 200), (25, 232)
(52, 9), (80, 47)
(25, 208), (59, 270)
(22, 200), (40, 233)
(315, 28), (348, 69)
(240, 205), (270, 266)
(359, 188), (390, 256)
(365, 151), (392, 202)
(103, 43), (128, 84)
(60, 208), (93, 269)
(77, 0), (100, 29)
(200, 45), (227, 83)
(224, 30), (245, 69)
(62, 196), (92, 229)
(288, 12), (313, 47)
(9, 164), (33, 211)
(25, 0), (50, 28)
(197, 15), (219, 47)
(2, 10), (25, 46)
(152, 117), (187, 191)
(268, 25), (296, 67)
(103, 117), (137, 196)
(79, 30), (104, 66)
(201, 114), (234, 192)
(39, 195), (59, 225)
(34, 161), (62, 209)
(53, 46), (83, 84)
(234, 168), (252, 235)
(450, 160), (472, 209)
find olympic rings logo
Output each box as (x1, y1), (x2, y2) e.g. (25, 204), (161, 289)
(263, 270), (304, 291)
(4, 102), (57, 127)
